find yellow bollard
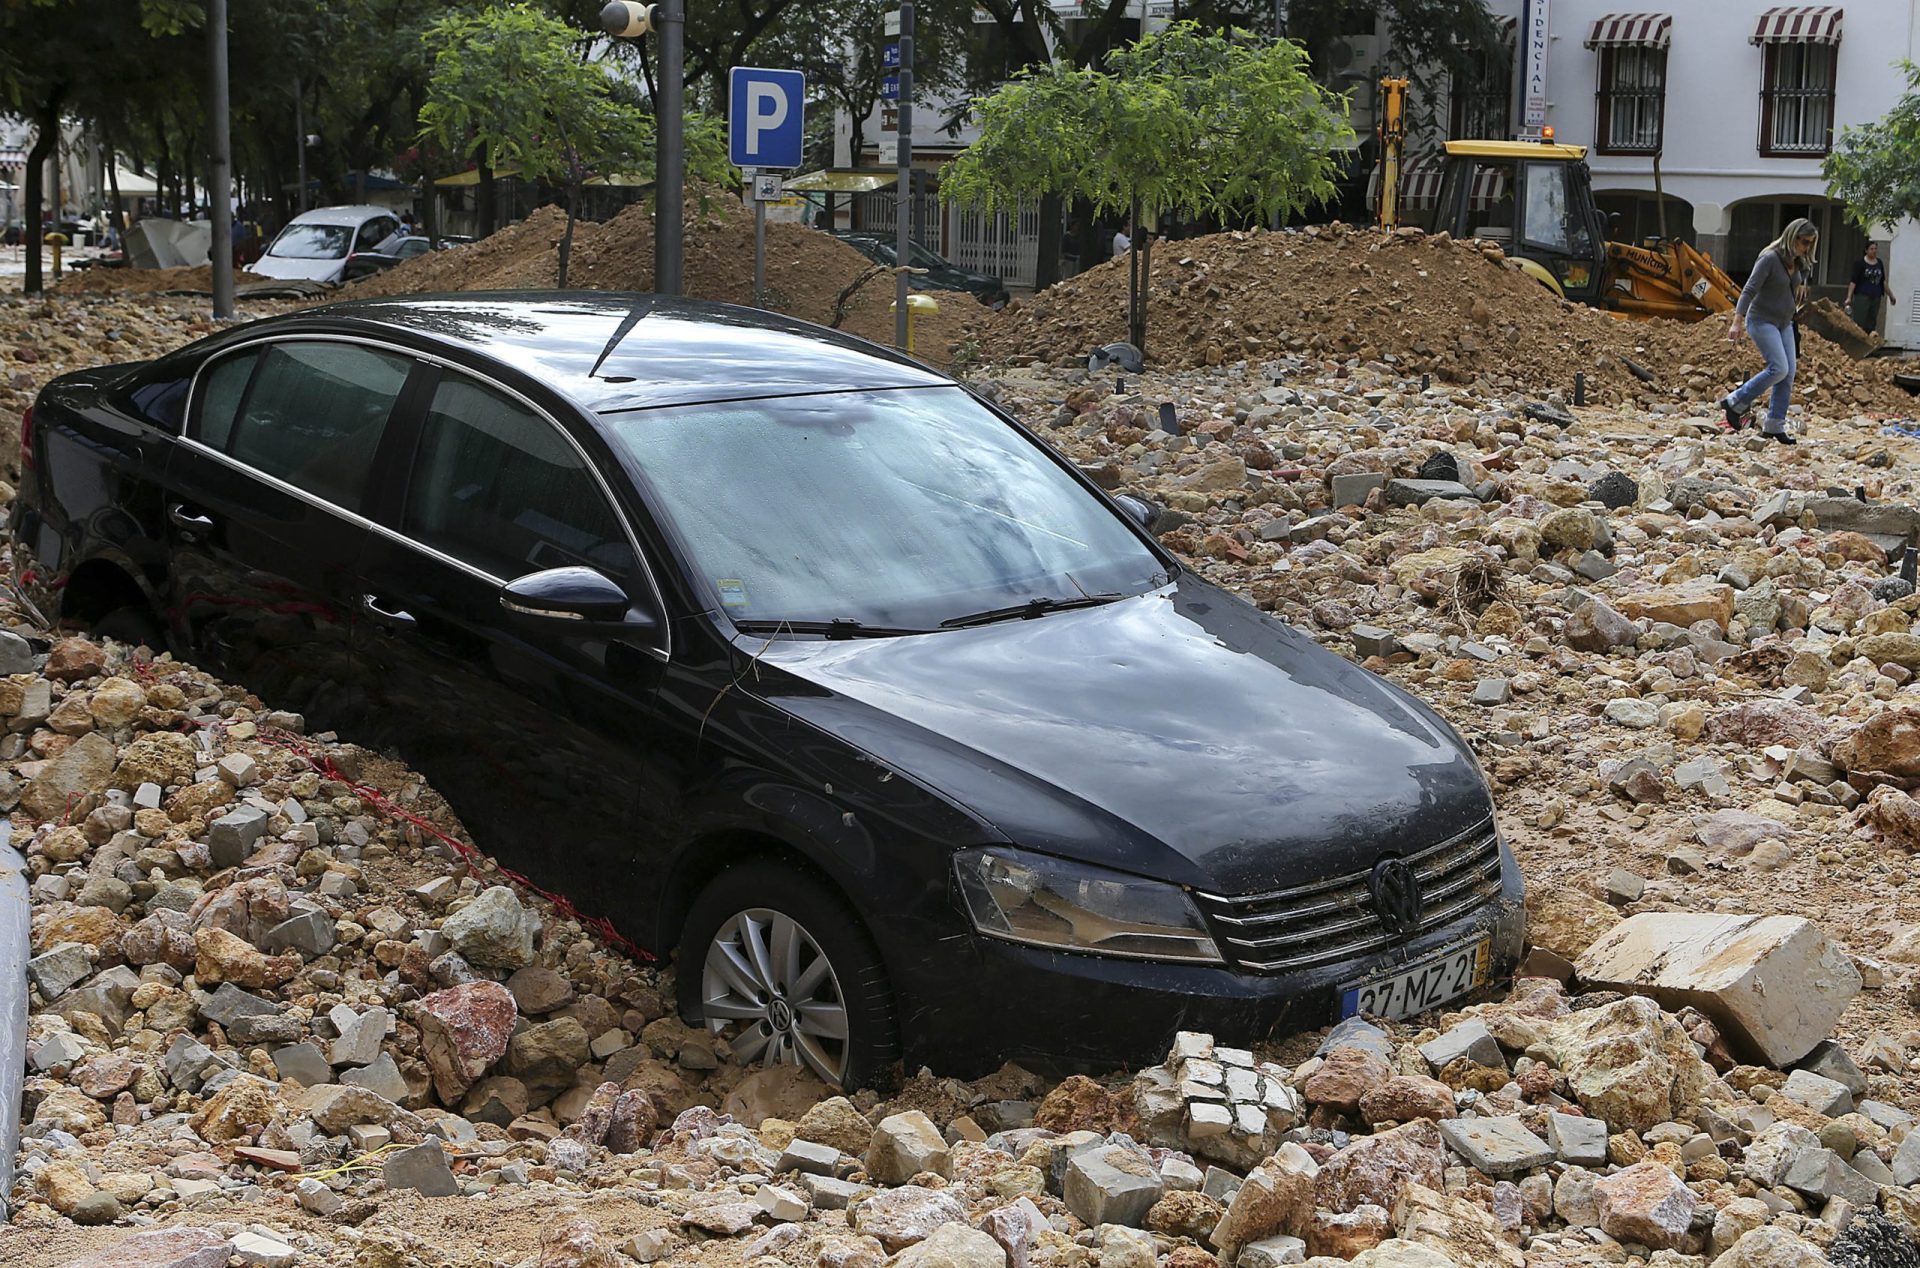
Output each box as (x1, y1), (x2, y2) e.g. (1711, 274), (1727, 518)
(890, 293), (939, 354)
(43, 231), (68, 281)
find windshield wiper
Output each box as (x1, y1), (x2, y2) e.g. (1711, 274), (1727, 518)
(938, 593), (1124, 629)
(732, 618), (932, 640)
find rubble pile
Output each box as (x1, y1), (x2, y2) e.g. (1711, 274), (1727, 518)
(978, 226), (1916, 413)
(13, 277), (1920, 1265)
(53, 267), (273, 298)
(336, 198), (982, 361)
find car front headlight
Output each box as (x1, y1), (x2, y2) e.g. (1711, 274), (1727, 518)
(953, 847), (1223, 964)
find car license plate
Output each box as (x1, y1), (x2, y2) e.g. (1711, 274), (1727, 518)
(1338, 938), (1491, 1021)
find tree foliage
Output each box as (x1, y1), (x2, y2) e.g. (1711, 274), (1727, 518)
(1825, 60), (1920, 232)
(941, 22), (1351, 227)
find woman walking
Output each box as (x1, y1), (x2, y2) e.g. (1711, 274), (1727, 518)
(1720, 217), (1819, 445)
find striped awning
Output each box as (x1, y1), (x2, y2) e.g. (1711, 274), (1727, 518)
(1371, 152), (1509, 216)
(1585, 13), (1673, 48)
(0, 149), (25, 166)
(1750, 6), (1844, 44)
(1496, 15), (1517, 42)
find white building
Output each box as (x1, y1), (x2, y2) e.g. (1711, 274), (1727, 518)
(1464, 2), (1919, 344)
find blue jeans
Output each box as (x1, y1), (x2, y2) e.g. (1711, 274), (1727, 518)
(1731, 318), (1796, 429)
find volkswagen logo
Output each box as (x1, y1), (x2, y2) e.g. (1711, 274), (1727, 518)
(1370, 857), (1423, 937)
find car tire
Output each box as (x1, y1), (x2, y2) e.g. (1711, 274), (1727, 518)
(677, 859), (898, 1091)
(91, 604), (164, 651)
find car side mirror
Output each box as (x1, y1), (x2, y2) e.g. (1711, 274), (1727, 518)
(500, 567), (657, 631)
(1114, 493), (1160, 532)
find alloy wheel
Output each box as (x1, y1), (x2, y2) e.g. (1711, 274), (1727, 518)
(699, 907), (851, 1085)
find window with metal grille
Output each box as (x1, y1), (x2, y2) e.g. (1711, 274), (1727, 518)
(1596, 47), (1667, 154)
(1449, 46), (1512, 140)
(1759, 42), (1837, 156)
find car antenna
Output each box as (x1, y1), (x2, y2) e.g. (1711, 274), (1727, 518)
(586, 298), (658, 380)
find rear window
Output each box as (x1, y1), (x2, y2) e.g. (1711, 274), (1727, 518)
(225, 342), (413, 513)
(191, 350), (260, 450)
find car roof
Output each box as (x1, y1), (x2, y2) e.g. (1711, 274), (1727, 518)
(287, 206), (399, 227)
(249, 292), (950, 412)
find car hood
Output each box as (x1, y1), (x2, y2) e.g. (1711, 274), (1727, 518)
(251, 254), (344, 282)
(744, 577), (1493, 894)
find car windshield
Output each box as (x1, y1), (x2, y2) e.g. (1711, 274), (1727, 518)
(604, 386), (1168, 630)
(905, 241), (947, 269)
(267, 224), (353, 259)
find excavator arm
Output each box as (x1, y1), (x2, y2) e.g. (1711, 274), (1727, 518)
(1602, 239), (1740, 321)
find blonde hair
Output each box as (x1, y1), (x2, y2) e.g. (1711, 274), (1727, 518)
(1766, 217), (1819, 273)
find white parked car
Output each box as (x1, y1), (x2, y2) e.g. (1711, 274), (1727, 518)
(252, 205), (406, 284)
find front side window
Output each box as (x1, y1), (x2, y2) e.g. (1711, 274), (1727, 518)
(1761, 43), (1837, 155)
(603, 386), (1168, 630)
(1597, 47), (1667, 153)
(356, 218), (398, 252)
(268, 224), (353, 259)
(225, 342), (412, 513)
(403, 375), (638, 584)
(1521, 161), (1576, 253)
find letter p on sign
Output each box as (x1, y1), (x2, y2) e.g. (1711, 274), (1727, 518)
(729, 68), (806, 171)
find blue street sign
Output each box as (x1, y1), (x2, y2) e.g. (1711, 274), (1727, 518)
(728, 67), (807, 170)
(880, 73), (900, 101)
(882, 41), (901, 69)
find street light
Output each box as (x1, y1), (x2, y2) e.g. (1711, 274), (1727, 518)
(601, 0), (683, 295)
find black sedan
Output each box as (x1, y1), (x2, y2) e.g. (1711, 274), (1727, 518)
(833, 233), (1010, 308)
(12, 294), (1522, 1088)
(341, 235), (446, 281)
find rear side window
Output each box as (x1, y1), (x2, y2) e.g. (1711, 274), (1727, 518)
(403, 375), (637, 584)
(227, 342), (413, 514)
(191, 350), (260, 451)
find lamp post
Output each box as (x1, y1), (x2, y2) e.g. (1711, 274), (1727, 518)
(208, 0), (234, 318)
(601, 1), (683, 295)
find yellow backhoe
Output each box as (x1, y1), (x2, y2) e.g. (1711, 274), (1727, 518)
(1375, 78), (1743, 324)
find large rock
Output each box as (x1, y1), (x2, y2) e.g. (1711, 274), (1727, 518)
(60, 1228), (231, 1268)
(506, 1016), (591, 1102)
(1389, 1184), (1523, 1268)
(1543, 996), (1714, 1132)
(1707, 700), (1830, 749)
(189, 1077), (282, 1143)
(441, 885), (538, 969)
(21, 731), (118, 820)
(1593, 1160), (1695, 1251)
(1063, 1143), (1163, 1228)
(1573, 913), (1860, 1066)
(849, 1184), (969, 1251)
(413, 980), (517, 1103)
(891, 1223), (1009, 1268)
(192, 927), (299, 989)
(865, 1110), (951, 1184)
(1562, 598), (1638, 652)
(1214, 1154), (1316, 1257)
(1315, 1119), (1448, 1214)
(1718, 1226), (1840, 1268)
(112, 731), (198, 790)
(1525, 888), (1621, 959)
(1615, 581), (1735, 631)
(1303, 1047), (1390, 1112)
(1836, 706), (1920, 784)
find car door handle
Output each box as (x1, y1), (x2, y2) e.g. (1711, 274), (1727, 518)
(360, 594), (416, 628)
(169, 504), (215, 535)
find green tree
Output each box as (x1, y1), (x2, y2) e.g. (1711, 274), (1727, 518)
(1825, 60), (1920, 231)
(941, 21), (1351, 355)
(419, 3), (654, 284)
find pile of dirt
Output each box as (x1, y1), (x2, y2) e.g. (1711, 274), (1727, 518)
(342, 197), (984, 365)
(979, 223), (1916, 413)
(52, 265), (274, 297)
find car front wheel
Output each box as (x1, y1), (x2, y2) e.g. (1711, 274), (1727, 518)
(677, 859), (898, 1090)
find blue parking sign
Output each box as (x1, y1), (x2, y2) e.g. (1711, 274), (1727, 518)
(728, 67), (806, 170)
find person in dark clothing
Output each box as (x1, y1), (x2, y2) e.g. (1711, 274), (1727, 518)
(1721, 217), (1818, 445)
(1844, 241), (1891, 334)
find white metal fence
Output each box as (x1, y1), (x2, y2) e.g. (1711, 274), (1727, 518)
(951, 198), (1040, 289)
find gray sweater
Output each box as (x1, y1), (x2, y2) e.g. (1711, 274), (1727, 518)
(1736, 247), (1802, 327)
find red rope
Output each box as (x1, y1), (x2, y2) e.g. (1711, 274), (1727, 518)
(253, 728), (657, 963)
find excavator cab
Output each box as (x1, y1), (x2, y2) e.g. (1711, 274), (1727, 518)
(1435, 141), (1610, 305)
